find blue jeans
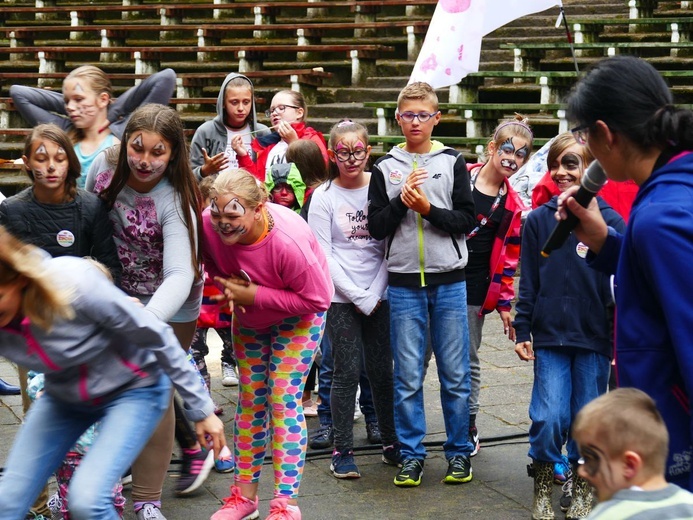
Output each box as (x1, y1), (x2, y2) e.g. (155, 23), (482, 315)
(528, 347), (610, 464)
(389, 282), (473, 460)
(0, 374), (172, 520)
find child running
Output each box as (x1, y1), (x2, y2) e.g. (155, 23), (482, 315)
(10, 65), (175, 185)
(86, 104), (208, 518)
(307, 119), (399, 479)
(190, 73), (269, 179)
(0, 228), (224, 520)
(202, 168), (333, 520)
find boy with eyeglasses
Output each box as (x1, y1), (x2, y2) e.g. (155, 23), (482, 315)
(572, 388), (693, 519)
(367, 81), (477, 488)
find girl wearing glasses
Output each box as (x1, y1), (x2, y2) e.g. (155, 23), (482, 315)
(307, 120), (399, 479)
(232, 90), (328, 182)
(557, 55), (693, 493)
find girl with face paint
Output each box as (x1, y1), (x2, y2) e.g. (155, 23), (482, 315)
(231, 89), (329, 183)
(463, 115), (532, 459)
(10, 65), (176, 188)
(512, 132), (626, 520)
(86, 105), (212, 517)
(201, 168), (333, 520)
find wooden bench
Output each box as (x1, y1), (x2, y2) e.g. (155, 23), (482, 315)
(0, 43), (392, 85)
(567, 17), (693, 45)
(499, 41), (693, 71)
(363, 101), (567, 138)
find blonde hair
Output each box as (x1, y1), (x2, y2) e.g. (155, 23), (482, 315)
(212, 168), (267, 208)
(0, 227), (74, 330)
(547, 131), (594, 171)
(397, 82), (439, 111)
(63, 66), (113, 143)
(573, 388), (669, 477)
(486, 114), (534, 160)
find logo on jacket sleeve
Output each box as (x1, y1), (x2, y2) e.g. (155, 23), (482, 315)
(389, 170), (403, 185)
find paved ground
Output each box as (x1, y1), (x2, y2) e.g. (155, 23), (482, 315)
(0, 316), (573, 520)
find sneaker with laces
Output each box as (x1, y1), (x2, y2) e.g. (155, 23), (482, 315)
(560, 475), (573, 512)
(365, 421), (382, 444)
(309, 424), (333, 450)
(266, 497), (301, 520)
(136, 503), (168, 520)
(554, 454), (571, 484)
(469, 426), (480, 457)
(175, 448), (215, 495)
(382, 444), (403, 467)
(215, 445), (234, 473)
(330, 450), (361, 479)
(443, 454), (473, 484)
(211, 486), (259, 520)
(222, 362), (239, 387)
(394, 458), (424, 487)
(47, 492), (64, 520)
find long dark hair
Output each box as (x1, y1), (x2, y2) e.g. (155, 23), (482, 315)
(99, 104), (202, 278)
(567, 55), (693, 151)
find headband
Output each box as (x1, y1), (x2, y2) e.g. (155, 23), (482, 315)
(493, 120), (534, 141)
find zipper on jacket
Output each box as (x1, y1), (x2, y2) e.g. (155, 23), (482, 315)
(413, 155), (426, 287)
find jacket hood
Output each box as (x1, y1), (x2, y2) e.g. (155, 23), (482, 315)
(387, 140), (448, 164)
(265, 162), (306, 210)
(214, 73), (260, 132)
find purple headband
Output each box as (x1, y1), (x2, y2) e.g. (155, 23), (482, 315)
(493, 120), (534, 141)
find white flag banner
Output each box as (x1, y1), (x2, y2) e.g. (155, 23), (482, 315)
(409, 0), (563, 89)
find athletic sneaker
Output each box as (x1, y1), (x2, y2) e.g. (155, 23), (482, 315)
(560, 476), (573, 512)
(469, 426), (480, 457)
(309, 424), (333, 450)
(211, 486), (259, 520)
(47, 492), (64, 520)
(394, 458), (424, 487)
(266, 497), (301, 520)
(175, 448), (214, 495)
(215, 445), (234, 473)
(554, 454), (571, 484)
(443, 455), (473, 484)
(136, 503), (167, 520)
(366, 421), (382, 444)
(330, 449), (361, 478)
(221, 362), (239, 387)
(382, 444), (403, 467)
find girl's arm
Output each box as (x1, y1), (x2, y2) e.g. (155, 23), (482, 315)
(86, 196), (123, 287)
(144, 198), (198, 322)
(9, 85), (71, 130)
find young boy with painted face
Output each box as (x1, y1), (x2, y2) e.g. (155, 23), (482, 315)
(513, 132), (626, 520)
(368, 82), (477, 488)
(573, 388), (693, 519)
(190, 73), (269, 179)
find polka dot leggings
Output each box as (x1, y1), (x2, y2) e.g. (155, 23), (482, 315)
(232, 312), (324, 499)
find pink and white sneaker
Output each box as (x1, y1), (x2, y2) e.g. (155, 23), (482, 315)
(265, 497), (301, 520)
(211, 486), (259, 520)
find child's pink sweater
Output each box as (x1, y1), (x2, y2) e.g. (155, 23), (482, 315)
(201, 202), (333, 329)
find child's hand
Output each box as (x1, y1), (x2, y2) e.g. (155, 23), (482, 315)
(276, 120), (298, 143)
(499, 311), (516, 341)
(201, 149), (229, 177)
(231, 135), (248, 157)
(515, 341), (535, 361)
(400, 171), (431, 216)
(212, 275), (257, 313)
(195, 413), (226, 460)
(406, 168), (428, 188)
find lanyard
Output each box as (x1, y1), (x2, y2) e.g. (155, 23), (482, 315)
(466, 168), (505, 239)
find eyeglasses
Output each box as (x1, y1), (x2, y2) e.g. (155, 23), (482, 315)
(397, 111), (440, 123)
(571, 124), (590, 145)
(265, 104), (300, 118)
(332, 148), (368, 162)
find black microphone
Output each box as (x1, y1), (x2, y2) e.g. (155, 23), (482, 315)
(540, 160), (608, 258)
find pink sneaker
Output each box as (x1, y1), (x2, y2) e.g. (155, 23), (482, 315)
(266, 497), (301, 520)
(211, 486), (259, 520)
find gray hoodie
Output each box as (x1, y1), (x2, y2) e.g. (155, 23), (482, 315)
(0, 255), (214, 422)
(190, 72), (269, 179)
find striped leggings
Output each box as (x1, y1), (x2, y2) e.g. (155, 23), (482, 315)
(232, 312), (325, 498)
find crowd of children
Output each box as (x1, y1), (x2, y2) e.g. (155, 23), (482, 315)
(2, 56), (693, 520)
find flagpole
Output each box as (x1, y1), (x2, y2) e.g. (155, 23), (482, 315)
(559, 5), (580, 76)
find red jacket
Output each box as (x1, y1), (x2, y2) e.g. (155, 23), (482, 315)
(238, 122), (328, 182)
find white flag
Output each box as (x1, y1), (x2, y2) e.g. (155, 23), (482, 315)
(409, 0), (563, 89)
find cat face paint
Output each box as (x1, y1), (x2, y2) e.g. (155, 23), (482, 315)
(125, 131), (172, 192)
(550, 144), (584, 192)
(24, 140), (69, 191)
(496, 137), (529, 173)
(63, 78), (105, 130)
(209, 193), (257, 246)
